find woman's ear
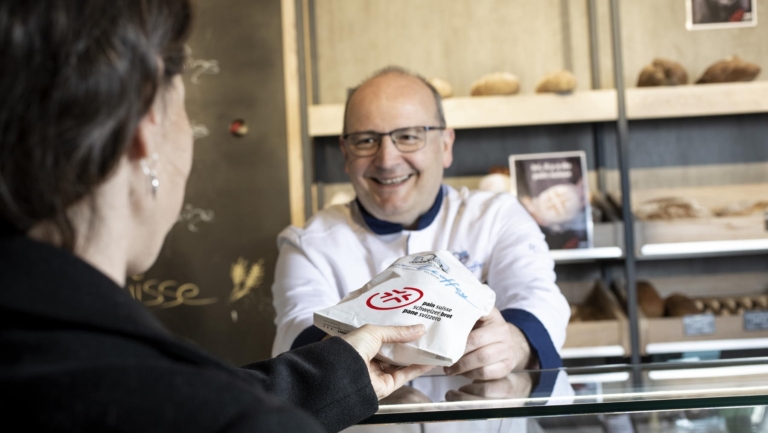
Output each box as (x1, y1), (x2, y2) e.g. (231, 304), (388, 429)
(128, 105), (160, 161)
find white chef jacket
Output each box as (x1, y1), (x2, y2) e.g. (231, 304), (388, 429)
(271, 185), (570, 369)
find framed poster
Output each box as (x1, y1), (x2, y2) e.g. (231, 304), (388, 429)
(509, 151), (592, 250)
(687, 0), (756, 30)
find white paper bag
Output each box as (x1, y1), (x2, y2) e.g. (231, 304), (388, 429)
(314, 251), (496, 366)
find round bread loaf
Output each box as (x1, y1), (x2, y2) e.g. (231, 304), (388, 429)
(569, 304), (581, 323)
(478, 173), (511, 193)
(696, 56), (761, 84)
(470, 72), (520, 96)
(427, 77), (454, 98)
(704, 298), (722, 314)
(637, 58), (688, 87)
(694, 299), (705, 312)
(637, 281), (664, 317)
(739, 296), (754, 310)
(664, 293), (699, 317)
(722, 298), (738, 314)
(535, 70), (577, 94)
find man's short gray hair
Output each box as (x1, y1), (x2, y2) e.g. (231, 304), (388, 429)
(342, 66), (446, 134)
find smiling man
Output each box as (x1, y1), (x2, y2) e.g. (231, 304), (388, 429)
(271, 67), (569, 380)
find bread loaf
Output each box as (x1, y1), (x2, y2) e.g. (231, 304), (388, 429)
(535, 70), (577, 94)
(579, 305), (610, 321)
(634, 197), (712, 220)
(722, 298), (738, 314)
(488, 165), (510, 176)
(470, 72), (520, 96)
(755, 295), (768, 309)
(427, 77), (454, 98)
(637, 58), (688, 87)
(694, 299), (705, 313)
(739, 296), (755, 310)
(569, 304), (581, 323)
(664, 293), (699, 317)
(714, 201), (768, 217)
(637, 281), (664, 317)
(704, 298), (722, 314)
(696, 56), (761, 84)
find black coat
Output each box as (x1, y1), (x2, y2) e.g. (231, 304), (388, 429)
(0, 236), (378, 432)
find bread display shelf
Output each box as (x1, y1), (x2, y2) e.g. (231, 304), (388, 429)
(550, 247), (622, 263)
(561, 281), (629, 359)
(612, 184), (768, 260)
(616, 273), (768, 356)
(626, 81), (768, 121)
(309, 82), (768, 137)
(308, 90), (618, 137)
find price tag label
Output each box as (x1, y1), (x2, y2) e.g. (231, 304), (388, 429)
(744, 311), (768, 331)
(683, 314), (715, 336)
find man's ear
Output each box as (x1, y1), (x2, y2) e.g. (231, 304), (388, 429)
(128, 106), (160, 161)
(339, 136), (350, 174)
(441, 128), (455, 169)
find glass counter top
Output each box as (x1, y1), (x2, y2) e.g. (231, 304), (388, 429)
(364, 358), (768, 425)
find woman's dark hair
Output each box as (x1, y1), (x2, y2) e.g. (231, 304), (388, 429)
(0, 0), (192, 250)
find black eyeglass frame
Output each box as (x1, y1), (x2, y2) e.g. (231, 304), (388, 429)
(341, 125), (446, 156)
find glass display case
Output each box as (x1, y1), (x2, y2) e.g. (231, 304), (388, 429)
(353, 358), (768, 432)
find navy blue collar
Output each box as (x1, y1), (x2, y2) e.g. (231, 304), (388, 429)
(357, 185), (445, 235)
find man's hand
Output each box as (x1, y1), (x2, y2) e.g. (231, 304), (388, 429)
(341, 324), (433, 400)
(443, 308), (537, 380)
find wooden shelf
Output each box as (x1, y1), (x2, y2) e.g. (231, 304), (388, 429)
(308, 90), (618, 137)
(617, 273), (768, 356)
(626, 81), (768, 121)
(309, 82), (768, 137)
(608, 183), (768, 260)
(562, 282), (630, 359)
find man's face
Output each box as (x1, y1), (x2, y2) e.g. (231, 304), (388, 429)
(341, 73), (455, 227)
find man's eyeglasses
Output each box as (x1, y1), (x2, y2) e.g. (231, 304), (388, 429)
(342, 126), (446, 157)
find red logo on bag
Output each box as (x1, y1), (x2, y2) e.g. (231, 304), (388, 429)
(366, 287), (424, 310)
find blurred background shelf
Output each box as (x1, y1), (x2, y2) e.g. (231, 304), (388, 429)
(606, 183), (768, 260)
(309, 82), (768, 137)
(639, 239), (768, 260)
(562, 345), (626, 359)
(626, 82), (768, 121)
(308, 90), (619, 137)
(551, 247), (623, 263)
(646, 338), (768, 355)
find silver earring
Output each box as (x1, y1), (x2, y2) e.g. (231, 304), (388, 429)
(140, 154), (160, 198)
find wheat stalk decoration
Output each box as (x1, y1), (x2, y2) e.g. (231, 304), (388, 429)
(230, 257), (264, 303)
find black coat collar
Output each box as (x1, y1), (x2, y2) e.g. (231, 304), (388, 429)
(0, 235), (170, 339)
(0, 235), (237, 372)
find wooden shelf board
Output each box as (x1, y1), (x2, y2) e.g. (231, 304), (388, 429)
(627, 81), (768, 120)
(310, 83), (768, 136)
(308, 90), (618, 137)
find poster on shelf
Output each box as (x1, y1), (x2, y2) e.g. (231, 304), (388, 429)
(509, 151), (592, 251)
(686, 0), (756, 30)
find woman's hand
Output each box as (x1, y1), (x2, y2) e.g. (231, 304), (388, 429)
(341, 324), (433, 400)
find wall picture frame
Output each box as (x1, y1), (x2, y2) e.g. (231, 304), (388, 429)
(687, 0), (757, 30)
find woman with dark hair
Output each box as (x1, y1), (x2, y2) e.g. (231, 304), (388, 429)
(0, 1), (429, 431)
